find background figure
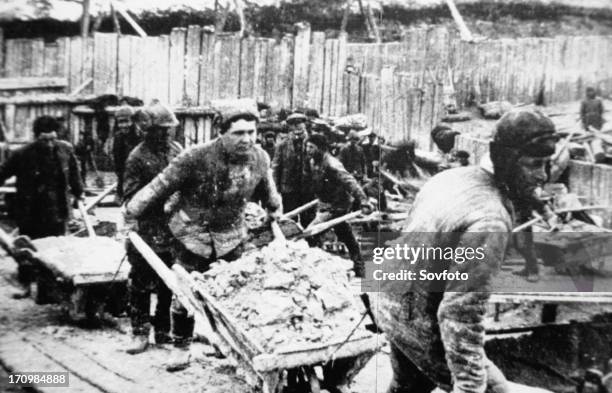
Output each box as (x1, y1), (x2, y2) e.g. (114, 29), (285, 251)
(123, 103), (181, 355)
(0, 116), (83, 298)
(112, 104), (141, 199)
(581, 86), (604, 131)
(75, 129), (96, 185)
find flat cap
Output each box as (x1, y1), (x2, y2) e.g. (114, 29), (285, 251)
(211, 98), (259, 124)
(286, 112), (308, 124)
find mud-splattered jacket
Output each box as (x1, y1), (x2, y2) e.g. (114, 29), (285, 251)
(123, 141), (182, 252)
(125, 138), (282, 258)
(308, 153), (368, 213)
(375, 165), (514, 393)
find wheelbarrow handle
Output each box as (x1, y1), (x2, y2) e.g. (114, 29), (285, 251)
(298, 210), (363, 239)
(77, 200), (96, 237)
(281, 199), (319, 220)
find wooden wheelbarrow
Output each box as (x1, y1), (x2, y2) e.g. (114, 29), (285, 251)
(128, 231), (380, 393)
(0, 184), (129, 321)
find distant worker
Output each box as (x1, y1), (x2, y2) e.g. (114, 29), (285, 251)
(0, 116), (83, 299)
(122, 103), (182, 355)
(304, 134), (373, 277)
(112, 104), (142, 199)
(581, 86), (604, 131)
(362, 131), (381, 177)
(272, 113), (310, 217)
(339, 130), (367, 181)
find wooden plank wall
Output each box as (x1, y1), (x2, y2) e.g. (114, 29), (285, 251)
(3, 28), (612, 148)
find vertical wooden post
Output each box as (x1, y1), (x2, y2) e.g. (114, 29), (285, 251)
(81, 0), (91, 39)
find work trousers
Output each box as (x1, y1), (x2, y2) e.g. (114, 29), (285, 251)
(310, 209), (363, 277)
(170, 240), (244, 347)
(127, 244), (172, 338)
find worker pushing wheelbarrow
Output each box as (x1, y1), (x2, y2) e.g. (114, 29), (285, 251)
(122, 101), (380, 386)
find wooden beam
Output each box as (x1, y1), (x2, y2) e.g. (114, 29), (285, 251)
(0, 77), (68, 91)
(445, 0), (473, 42)
(113, 3), (147, 37)
(81, 0), (91, 38)
(69, 77), (93, 96)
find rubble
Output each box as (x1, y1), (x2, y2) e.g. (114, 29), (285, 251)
(192, 240), (364, 352)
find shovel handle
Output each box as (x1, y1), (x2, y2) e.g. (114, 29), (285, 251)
(281, 199), (319, 220)
(299, 210), (362, 239)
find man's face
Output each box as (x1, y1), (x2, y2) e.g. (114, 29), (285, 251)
(306, 142), (321, 159)
(117, 117), (132, 129)
(509, 155), (549, 201)
(587, 89), (596, 99)
(289, 121), (307, 139)
(37, 131), (57, 150)
(223, 119), (257, 155)
(264, 135), (275, 145)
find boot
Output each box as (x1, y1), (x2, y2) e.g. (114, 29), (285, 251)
(126, 335), (149, 355)
(165, 347), (191, 372)
(11, 285), (31, 299)
(154, 331), (172, 345)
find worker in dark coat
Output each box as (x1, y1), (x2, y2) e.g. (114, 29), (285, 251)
(0, 116), (83, 298)
(122, 103), (182, 355)
(124, 102), (282, 372)
(261, 130), (277, 161)
(581, 86), (604, 131)
(375, 108), (558, 393)
(304, 134), (373, 277)
(362, 131), (381, 178)
(339, 130), (367, 181)
(272, 112), (313, 224)
(112, 104), (142, 199)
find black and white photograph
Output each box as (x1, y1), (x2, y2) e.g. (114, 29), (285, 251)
(0, 0), (612, 392)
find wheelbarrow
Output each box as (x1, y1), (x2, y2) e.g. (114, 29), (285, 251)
(0, 186), (129, 321)
(128, 231), (380, 393)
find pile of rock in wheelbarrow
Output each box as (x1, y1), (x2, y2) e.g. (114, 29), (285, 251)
(192, 240), (365, 353)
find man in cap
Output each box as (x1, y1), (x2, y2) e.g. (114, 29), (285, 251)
(581, 86), (604, 131)
(304, 134), (373, 277)
(272, 112), (311, 220)
(124, 102), (282, 371)
(122, 103), (182, 354)
(261, 130), (277, 161)
(112, 104), (142, 199)
(376, 108), (558, 393)
(0, 116), (83, 298)
(339, 130), (367, 182)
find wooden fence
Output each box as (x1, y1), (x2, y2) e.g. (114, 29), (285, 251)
(2, 26), (612, 146)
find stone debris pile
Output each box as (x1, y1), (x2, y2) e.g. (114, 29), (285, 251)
(192, 240), (365, 352)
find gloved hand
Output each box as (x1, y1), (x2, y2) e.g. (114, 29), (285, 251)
(119, 204), (138, 235)
(267, 207), (282, 222)
(360, 201), (374, 215)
